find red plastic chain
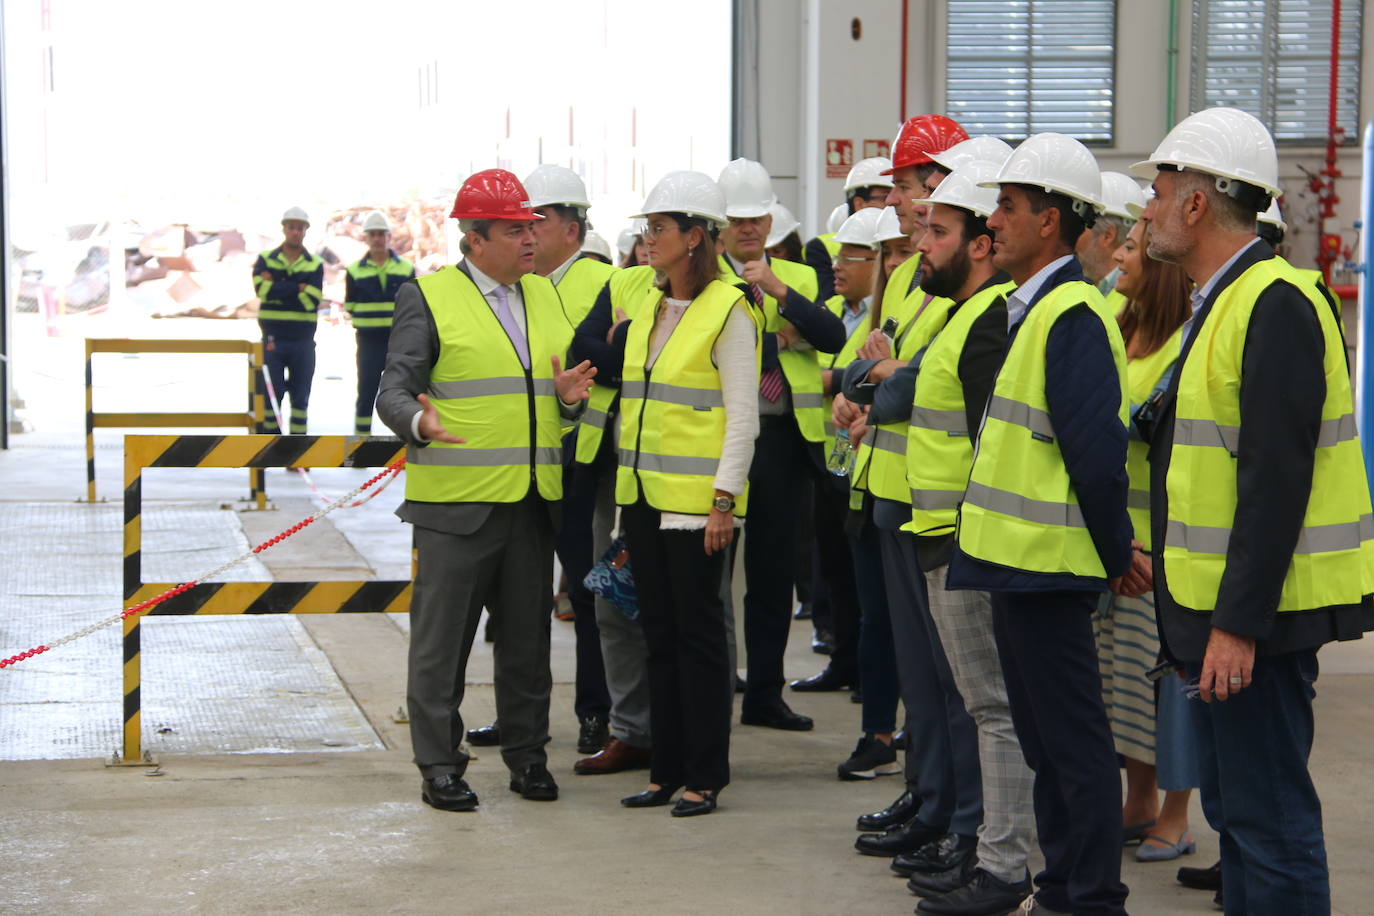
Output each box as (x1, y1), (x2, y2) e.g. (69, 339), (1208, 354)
(0, 459), (405, 669)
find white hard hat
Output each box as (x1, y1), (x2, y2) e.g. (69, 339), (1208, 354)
(832, 207), (884, 249)
(981, 132), (1103, 221)
(362, 210), (390, 233)
(844, 157), (895, 194)
(1126, 187), (1155, 220)
(616, 219), (646, 255)
(1098, 172), (1148, 221)
(281, 206), (310, 226)
(874, 206), (906, 243)
(717, 158), (776, 219)
(1130, 106), (1280, 201)
(765, 202), (801, 247)
(925, 160), (1003, 219)
(633, 171), (728, 227)
(827, 203), (849, 235)
(929, 136), (1014, 173)
(581, 231), (614, 261)
(523, 164), (592, 212)
(1258, 197), (1287, 232)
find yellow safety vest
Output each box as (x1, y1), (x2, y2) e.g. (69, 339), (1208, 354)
(822, 295), (871, 437)
(1104, 288), (1126, 316)
(904, 281), (1016, 535)
(575, 265), (660, 465)
(555, 255), (618, 327)
(718, 255), (827, 442)
(616, 280), (760, 516)
(1164, 258), (1374, 610)
(818, 233), (841, 259)
(956, 280), (1129, 577)
(405, 266), (572, 504)
(1123, 327), (1183, 550)
(343, 253), (416, 329)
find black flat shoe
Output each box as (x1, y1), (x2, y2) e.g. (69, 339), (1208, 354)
(509, 763), (559, 801)
(670, 791), (718, 817)
(420, 774), (479, 812)
(620, 785), (680, 808)
(466, 721), (501, 747)
(856, 788), (918, 831)
(790, 666), (855, 692)
(740, 700), (814, 731)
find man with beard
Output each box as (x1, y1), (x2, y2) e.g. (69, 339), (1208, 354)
(899, 159), (1037, 916)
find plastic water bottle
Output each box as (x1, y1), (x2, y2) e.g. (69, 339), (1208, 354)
(826, 427), (856, 477)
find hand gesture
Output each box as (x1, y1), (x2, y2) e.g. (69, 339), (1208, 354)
(848, 410), (870, 445)
(741, 260), (786, 302)
(553, 355), (598, 403)
(416, 393), (465, 444)
(857, 328), (892, 361)
(832, 393), (859, 428)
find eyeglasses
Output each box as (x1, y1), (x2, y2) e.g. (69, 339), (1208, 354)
(833, 255), (877, 265)
(641, 222), (678, 241)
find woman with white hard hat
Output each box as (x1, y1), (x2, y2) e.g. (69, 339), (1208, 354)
(617, 219), (649, 268)
(614, 171), (760, 817)
(764, 201), (804, 263)
(803, 158), (894, 302)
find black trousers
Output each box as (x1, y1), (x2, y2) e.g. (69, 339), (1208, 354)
(812, 473), (859, 678)
(622, 499), (732, 792)
(741, 416), (816, 708)
(991, 590), (1128, 916)
(554, 432), (612, 722)
(263, 333), (315, 434)
(354, 328), (390, 434)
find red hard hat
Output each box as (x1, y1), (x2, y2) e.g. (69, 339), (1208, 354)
(881, 115), (970, 174)
(450, 168), (543, 221)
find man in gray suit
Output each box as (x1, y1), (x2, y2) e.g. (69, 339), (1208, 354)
(377, 169), (596, 811)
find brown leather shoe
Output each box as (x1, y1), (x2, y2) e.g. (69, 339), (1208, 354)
(573, 737), (651, 774)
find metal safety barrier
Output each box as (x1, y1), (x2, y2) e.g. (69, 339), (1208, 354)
(85, 339), (267, 507)
(119, 433), (411, 763)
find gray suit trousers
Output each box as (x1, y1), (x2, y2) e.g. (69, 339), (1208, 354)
(408, 498), (555, 778)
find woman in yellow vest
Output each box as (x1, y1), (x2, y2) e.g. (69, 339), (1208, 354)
(1094, 218), (1200, 862)
(615, 172), (760, 817)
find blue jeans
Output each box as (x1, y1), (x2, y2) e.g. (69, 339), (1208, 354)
(1186, 649), (1328, 916)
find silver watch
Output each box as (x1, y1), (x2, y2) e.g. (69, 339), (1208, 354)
(712, 495), (735, 513)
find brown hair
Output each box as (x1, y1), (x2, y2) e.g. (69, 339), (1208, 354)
(1116, 222), (1193, 357)
(652, 214), (719, 299)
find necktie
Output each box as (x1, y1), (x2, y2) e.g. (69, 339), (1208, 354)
(491, 284), (530, 369)
(754, 282), (784, 402)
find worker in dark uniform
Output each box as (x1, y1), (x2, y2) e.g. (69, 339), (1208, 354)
(344, 209), (416, 435)
(253, 206), (324, 434)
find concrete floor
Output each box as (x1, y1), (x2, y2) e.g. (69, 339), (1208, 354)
(4, 317), (1374, 913)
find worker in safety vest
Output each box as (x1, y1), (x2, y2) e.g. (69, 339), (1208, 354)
(376, 168), (596, 813)
(789, 207), (884, 728)
(946, 133), (1131, 916)
(1133, 106), (1374, 915)
(838, 115), (979, 861)
(253, 207), (324, 434)
(803, 157), (894, 302)
(899, 158), (1034, 912)
(344, 210), (416, 434)
(716, 157), (846, 734)
(1076, 172), (1146, 304)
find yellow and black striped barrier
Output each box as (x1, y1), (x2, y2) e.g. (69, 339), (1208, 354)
(85, 339), (267, 508)
(120, 433), (410, 763)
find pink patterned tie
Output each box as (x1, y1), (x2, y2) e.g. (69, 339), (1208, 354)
(754, 282), (784, 402)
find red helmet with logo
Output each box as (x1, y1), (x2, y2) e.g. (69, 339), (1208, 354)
(450, 169), (543, 221)
(881, 115), (970, 174)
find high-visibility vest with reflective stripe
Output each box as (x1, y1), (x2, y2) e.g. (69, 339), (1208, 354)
(865, 287), (958, 504)
(615, 280), (760, 516)
(575, 265), (660, 465)
(556, 255), (618, 327)
(255, 248), (324, 323)
(718, 255), (827, 442)
(1164, 258), (1374, 610)
(343, 253), (415, 328)
(405, 266), (572, 504)
(1124, 327), (1182, 550)
(822, 296), (871, 437)
(957, 280), (1128, 577)
(904, 281), (1015, 535)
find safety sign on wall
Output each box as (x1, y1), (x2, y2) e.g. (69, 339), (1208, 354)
(826, 139), (854, 178)
(864, 139), (891, 159)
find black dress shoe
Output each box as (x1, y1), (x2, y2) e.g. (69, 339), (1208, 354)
(811, 628), (835, 655)
(1177, 860), (1222, 891)
(620, 785), (679, 808)
(466, 721), (500, 747)
(576, 716), (609, 754)
(790, 666), (855, 692)
(915, 867), (1032, 914)
(907, 858), (976, 898)
(855, 816), (948, 857)
(420, 774), (478, 811)
(793, 602), (813, 620)
(509, 763), (559, 801)
(740, 700), (814, 731)
(670, 792), (718, 817)
(892, 833), (978, 877)
(856, 788), (919, 831)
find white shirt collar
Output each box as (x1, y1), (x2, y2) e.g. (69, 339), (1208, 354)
(548, 252), (581, 286)
(1007, 254), (1074, 329)
(463, 259), (505, 297)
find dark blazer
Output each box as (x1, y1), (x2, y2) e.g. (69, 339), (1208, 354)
(1146, 240), (1374, 662)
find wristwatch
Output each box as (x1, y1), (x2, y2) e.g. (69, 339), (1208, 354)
(712, 495), (735, 513)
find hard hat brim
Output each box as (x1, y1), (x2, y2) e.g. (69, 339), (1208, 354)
(1128, 159), (1282, 200)
(630, 208), (728, 228)
(977, 177), (1103, 212)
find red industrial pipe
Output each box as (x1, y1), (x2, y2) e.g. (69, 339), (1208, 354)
(1317, 0), (1344, 283)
